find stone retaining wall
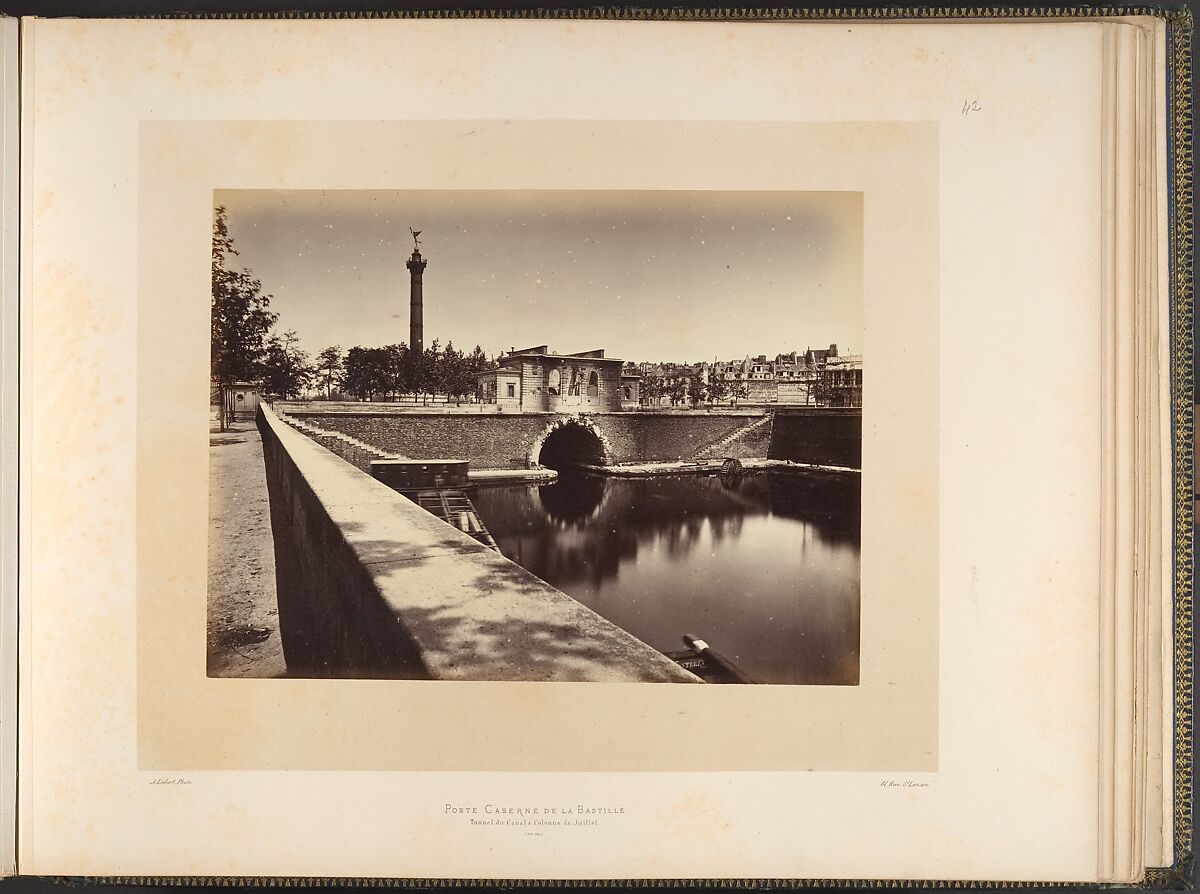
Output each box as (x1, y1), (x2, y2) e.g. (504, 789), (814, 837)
(696, 416), (776, 460)
(288, 412), (556, 470)
(257, 404), (696, 682)
(627, 414), (764, 462)
(769, 408), (862, 468)
(280, 403), (861, 470)
(284, 407), (769, 469)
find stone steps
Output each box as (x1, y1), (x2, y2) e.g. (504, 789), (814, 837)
(693, 414), (773, 460)
(273, 408), (406, 461)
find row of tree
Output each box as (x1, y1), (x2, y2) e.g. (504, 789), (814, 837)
(334, 341), (495, 403)
(212, 203), (834, 426)
(256, 339), (496, 405)
(212, 206), (499, 428)
(640, 372), (752, 407)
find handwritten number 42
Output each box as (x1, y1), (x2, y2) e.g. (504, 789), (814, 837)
(962, 100), (982, 115)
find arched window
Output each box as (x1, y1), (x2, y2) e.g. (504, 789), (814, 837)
(587, 371), (599, 398)
(623, 386), (631, 400)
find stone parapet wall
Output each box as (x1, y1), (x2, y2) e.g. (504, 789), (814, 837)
(768, 408), (862, 468)
(256, 404), (697, 682)
(307, 432), (377, 473)
(276, 400), (505, 415)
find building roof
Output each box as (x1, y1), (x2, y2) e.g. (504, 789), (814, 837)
(501, 345), (624, 364)
(476, 367), (521, 381)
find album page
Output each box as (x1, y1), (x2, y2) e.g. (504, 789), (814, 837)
(0, 13), (18, 880)
(14, 16), (1159, 881)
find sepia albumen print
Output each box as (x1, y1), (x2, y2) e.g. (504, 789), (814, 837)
(209, 189), (863, 686)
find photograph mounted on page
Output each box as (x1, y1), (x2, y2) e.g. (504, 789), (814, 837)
(208, 189), (864, 686)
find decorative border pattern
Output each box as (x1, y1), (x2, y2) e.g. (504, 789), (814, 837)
(82, 4), (1192, 888)
(149, 4), (1178, 19)
(1148, 7), (1196, 890)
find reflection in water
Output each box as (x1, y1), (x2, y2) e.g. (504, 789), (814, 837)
(470, 471), (860, 685)
(536, 473), (607, 523)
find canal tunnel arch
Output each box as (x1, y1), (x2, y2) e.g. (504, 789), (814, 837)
(531, 417), (611, 470)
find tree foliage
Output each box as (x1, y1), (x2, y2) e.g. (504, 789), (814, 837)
(668, 376), (688, 406)
(260, 329), (314, 400)
(641, 371), (663, 406)
(211, 205), (277, 428)
(730, 380), (750, 406)
(337, 339), (497, 403)
(416, 339), (442, 403)
(210, 206), (507, 413)
(809, 374), (834, 407)
(315, 346), (344, 399)
(343, 345), (406, 401)
(707, 376), (729, 405)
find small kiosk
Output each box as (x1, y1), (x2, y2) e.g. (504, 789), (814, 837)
(223, 382), (262, 422)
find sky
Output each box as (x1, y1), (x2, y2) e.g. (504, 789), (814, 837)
(215, 190), (863, 365)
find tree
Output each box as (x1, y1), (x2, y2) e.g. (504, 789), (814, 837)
(730, 380), (750, 407)
(343, 345), (398, 401)
(211, 205), (277, 430)
(810, 372), (834, 407)
(260, 329), (313, 400)
(439, 341), (476, 406)
(687, 374), (706, 408)
(400, 342), (423, 403)
(419, 338), (442, 404)
(668, 376), (688, 407)
(462, 345), (494, 401)
(384, 344), (408, 400)
(641, 370), (663, 407)
(343, 347), (375, 400)
(707, 376), (729, 406)
(315, 346), (344, 399)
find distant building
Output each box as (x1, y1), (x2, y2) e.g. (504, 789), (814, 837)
(641, 343), (862, 407)
(619, 369), (642, 410)
(477, 345), (633, 412)
(636, 360), (704, 407)
(804, 343), (839, 366)
(820, 355), (863, 408)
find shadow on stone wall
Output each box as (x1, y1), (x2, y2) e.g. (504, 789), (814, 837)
(256, 405), (698, 683)
(259, 409), (432, 678)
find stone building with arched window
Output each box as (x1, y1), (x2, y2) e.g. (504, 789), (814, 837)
(477, 345), (636, 412)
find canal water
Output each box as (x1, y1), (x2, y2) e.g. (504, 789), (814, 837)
(470, 471), (860, 685)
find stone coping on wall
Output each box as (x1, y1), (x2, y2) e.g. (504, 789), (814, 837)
(275, 400), (775, 418)
(259, 404), (698, 683)
(468, 468), (559, 485)
(576, 459), (861, 478)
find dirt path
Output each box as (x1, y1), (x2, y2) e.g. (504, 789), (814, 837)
(207, 422), (287, 678)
